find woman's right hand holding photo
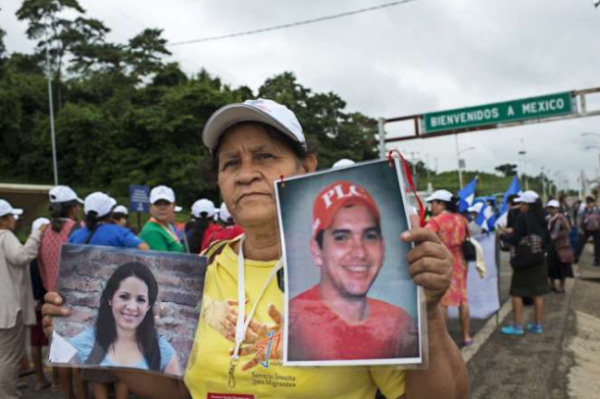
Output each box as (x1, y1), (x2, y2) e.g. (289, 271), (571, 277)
(41, 291), (71, 339)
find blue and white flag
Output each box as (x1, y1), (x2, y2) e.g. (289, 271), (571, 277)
(500, 177), (521, 215)
(470, 201), (496, 232)
(458, 178), (478, 213)
(479, 203), (496, 231)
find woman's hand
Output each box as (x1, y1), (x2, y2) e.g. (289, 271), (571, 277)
(41, 291), (71, 338)
(402, 217), (453, 315)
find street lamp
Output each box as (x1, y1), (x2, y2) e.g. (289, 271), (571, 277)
(456, 143), (475, 188)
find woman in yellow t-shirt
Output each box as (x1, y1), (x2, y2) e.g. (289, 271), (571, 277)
(43, 99), (468, 399)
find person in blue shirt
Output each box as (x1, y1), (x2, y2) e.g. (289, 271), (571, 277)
(69, 192), (148, 250)
(68, 262), (180, 376)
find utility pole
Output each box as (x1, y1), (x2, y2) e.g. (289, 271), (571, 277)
(455, 135), (463, 188)
(45, 38), (59, 185)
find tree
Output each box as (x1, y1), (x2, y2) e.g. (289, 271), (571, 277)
(16, 0), (110, 106)
(126, 28), (171, 81)
(258, 72), (378, 168)
(495, 163), (518, 177)
(0, 7), (6, 62)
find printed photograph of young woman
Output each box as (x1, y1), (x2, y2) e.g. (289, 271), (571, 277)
(49, 245), (205, 378)
(68, 262), (180, 375)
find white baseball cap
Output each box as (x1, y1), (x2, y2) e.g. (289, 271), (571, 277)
(467, 202), (484, 214)
(84, 192), (117, 218)
(174, 206), (183, 213)
(202, 98), (306, 152)
(515, 190), (539, 204)
(149, 185), (176, 204)
(31, 217), (50, 232)
(332, 159), (356, 169)
(425, 190), (454, 203)
(113, 205), (129, 215)
(0, 199), (24, 218)
(49, 186), (84, 204)
(547, 199), (560, 208)
(219, 202), (232, 223)
(192, 199), (216, 218)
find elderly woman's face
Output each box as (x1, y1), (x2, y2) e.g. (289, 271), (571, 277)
(217, 123), (316, 229)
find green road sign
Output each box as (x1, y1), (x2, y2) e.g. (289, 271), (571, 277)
(422, 91), (574, 134)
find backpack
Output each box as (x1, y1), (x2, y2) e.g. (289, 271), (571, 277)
(584, 212), (600, 232)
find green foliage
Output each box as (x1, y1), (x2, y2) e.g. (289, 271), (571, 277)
(1, 6), (377, 207)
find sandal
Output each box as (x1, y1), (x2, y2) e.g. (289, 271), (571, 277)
(462, 339), (475, 348)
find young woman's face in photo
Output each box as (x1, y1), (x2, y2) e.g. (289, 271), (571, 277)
(110, 276), (151, 332)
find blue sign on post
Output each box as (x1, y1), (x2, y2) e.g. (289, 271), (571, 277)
(129, 185), (150, 213)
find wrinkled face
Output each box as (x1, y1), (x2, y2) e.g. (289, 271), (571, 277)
(217, 123), (316, 229)
(150, 200), (175, 223)
(110, 276), (151, 332)
(430, 200), (446, 216)
(311, 204), (385, 299)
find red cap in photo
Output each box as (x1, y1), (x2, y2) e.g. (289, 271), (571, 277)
(312, 180), (381, 238)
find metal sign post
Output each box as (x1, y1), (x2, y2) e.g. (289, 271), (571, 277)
(129, 185), (150, 232)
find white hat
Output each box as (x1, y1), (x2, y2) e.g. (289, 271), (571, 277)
(113, 205), (129, 215)
(192, 199), (216, 218)
(425, 190), (454, 203)
(515, 190), (539, 204)
(84, 192), (117, 218)
(468, 202), (484, 214)
(202, 98), (306, 152)
(31, 217), (50, 232)
(332, 159), (356, 169)
(49, 186), (84, 204)
(219, 202), (232, 223)
(547, 199), (560, 208)
(150, 185), (176, 204)
(174, 206), (183, 213)
(0, 199), (23, 217)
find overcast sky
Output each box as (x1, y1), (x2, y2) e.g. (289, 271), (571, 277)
(2, 0), (599, 191)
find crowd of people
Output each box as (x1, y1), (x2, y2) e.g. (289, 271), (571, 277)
(0, 185), (242, 399)
(1, 98), (470, 399)
(8, 97), (597, 399)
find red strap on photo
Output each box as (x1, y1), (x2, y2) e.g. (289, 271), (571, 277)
(388, 150), (426, 227)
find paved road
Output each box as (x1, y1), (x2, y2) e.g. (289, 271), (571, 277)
(466, 245), (600, 399)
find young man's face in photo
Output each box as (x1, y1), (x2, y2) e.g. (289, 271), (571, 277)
(312, 203), (385, 298)
(110, 276), (151, 332)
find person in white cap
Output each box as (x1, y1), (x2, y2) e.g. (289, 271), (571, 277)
(69, 192), (148, 251)
(574, 195), (600, 266)
(43, 99), (467, 399)
(501, 190), (550, 336)
(332, 158), (356, 169)
(186, 199), (222, 254)
(37, 187), (86, 398)
(0, 199), (48, 399)
(139, 186), (185, 253)
(111, 205), (129, 228)
(546, 199), (574, 293)
(467, 202), (485, 236)
(425, 190), (473, 347)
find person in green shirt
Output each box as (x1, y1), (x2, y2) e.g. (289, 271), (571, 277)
(139, 186), (185, 253)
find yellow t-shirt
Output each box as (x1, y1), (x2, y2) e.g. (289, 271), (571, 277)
(184, 240), (406, 399)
